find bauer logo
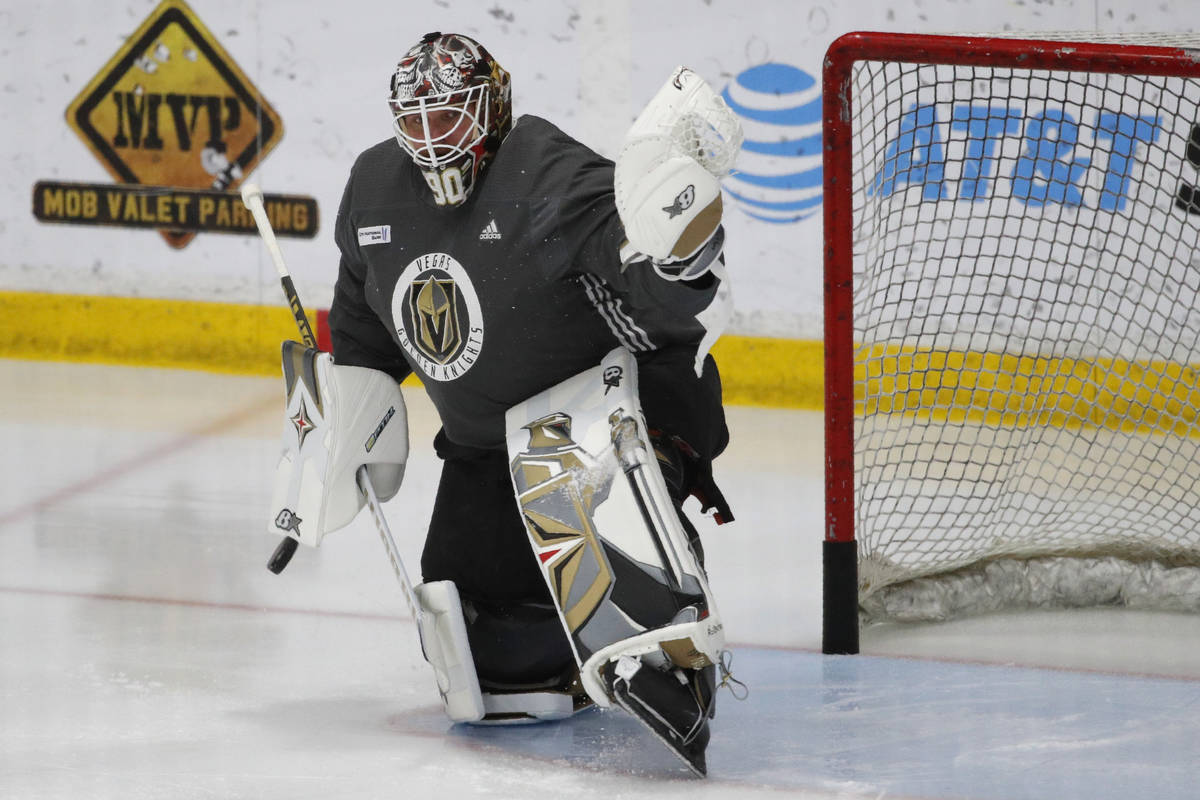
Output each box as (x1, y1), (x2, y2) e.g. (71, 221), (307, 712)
(274, 509), (302, 534)
(603, 365), (624, 393)
(663, 185), (695, 218)
(721, 63), (823, 224)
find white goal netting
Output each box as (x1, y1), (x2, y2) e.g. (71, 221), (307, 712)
(845, 37), (1200, 622)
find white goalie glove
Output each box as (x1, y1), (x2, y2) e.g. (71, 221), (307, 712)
(614, 66), (743, 263)
(269, 341), (409, 548)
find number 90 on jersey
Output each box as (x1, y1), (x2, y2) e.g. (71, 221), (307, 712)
(424, 167), (467, 206)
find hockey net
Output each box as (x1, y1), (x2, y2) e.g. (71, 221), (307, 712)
(822, 32), (1200, 652)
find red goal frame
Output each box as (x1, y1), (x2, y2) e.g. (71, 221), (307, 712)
(820, 31), (1200, 655)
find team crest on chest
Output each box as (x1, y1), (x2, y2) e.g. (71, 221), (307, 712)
(392, 252), (484, 381)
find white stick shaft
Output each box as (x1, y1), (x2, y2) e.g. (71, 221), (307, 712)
(358, 466), (423, 624)
(241, 181), (317, 349)
(240, 183), (290, 280)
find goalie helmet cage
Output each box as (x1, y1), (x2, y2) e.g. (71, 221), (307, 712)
(822, 31), (1200, 655)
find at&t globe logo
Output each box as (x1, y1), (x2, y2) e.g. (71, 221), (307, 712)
(721, 63), (823, 224)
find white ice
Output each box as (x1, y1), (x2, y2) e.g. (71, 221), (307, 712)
(2, 359), (1199, 799)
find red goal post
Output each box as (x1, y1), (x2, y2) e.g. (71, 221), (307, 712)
(822, 32), (1200, 654)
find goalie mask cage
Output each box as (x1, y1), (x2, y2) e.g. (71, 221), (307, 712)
(822, 31), (1200, 655)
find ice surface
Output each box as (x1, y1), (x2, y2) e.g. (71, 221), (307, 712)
(2, 359), (1199, 798)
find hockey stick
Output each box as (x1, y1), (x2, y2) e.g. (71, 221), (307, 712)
(241, 182), (310, 573)
(240, 183), (420, 619)
(240, 184), (318, 351)
(358, 463), (422, 622)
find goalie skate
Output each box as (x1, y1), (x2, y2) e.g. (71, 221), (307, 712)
(604, 655), (715, 777)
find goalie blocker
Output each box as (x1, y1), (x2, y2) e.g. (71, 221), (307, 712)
(269, 341), (409, 548)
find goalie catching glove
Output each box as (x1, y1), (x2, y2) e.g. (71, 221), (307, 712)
(614, 66), (743, 263)
(269, 341), (409, 547)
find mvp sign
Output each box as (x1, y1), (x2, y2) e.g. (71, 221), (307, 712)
(58, 0), (287, 248)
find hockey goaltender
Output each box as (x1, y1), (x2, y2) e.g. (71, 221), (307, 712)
(265, 31), (745, 776)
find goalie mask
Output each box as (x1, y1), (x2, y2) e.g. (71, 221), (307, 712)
(388, 32), (513, 207)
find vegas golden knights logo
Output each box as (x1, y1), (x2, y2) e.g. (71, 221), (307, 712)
(510, 412), (615, 633)
(411, 277), (461, 364)
(392, 252), (484, 383)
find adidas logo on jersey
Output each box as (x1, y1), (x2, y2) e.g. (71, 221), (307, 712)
(479, 219), (502, 240)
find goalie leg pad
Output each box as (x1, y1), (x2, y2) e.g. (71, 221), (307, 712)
(414, 581), (486, 723)
(505, 347), (727, 710)
(415, 582), (589, 725)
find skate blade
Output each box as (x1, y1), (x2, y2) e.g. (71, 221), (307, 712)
(611, 687), (707, 777)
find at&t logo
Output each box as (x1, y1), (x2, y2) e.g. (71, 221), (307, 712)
(721, 63), (823, 224)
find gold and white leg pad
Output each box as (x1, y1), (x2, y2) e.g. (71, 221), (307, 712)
(505, 347), (727, 710)
(413, 581), (579, 725)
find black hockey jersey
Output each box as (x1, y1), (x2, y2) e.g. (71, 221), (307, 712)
(328, 115), (724, 451)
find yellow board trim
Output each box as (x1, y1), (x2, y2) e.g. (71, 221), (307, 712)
(7, 291), (1200, 432)
(710, 335), (824, 409)
(858, 342), (1200, 438)
(0, 290), (303, 376)
(5, 291), (1199, 431)
(0, 290), (826, 407)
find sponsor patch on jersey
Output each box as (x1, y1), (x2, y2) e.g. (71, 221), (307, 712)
(358, 224), (391, 245)
(391, 252), (484, 382)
